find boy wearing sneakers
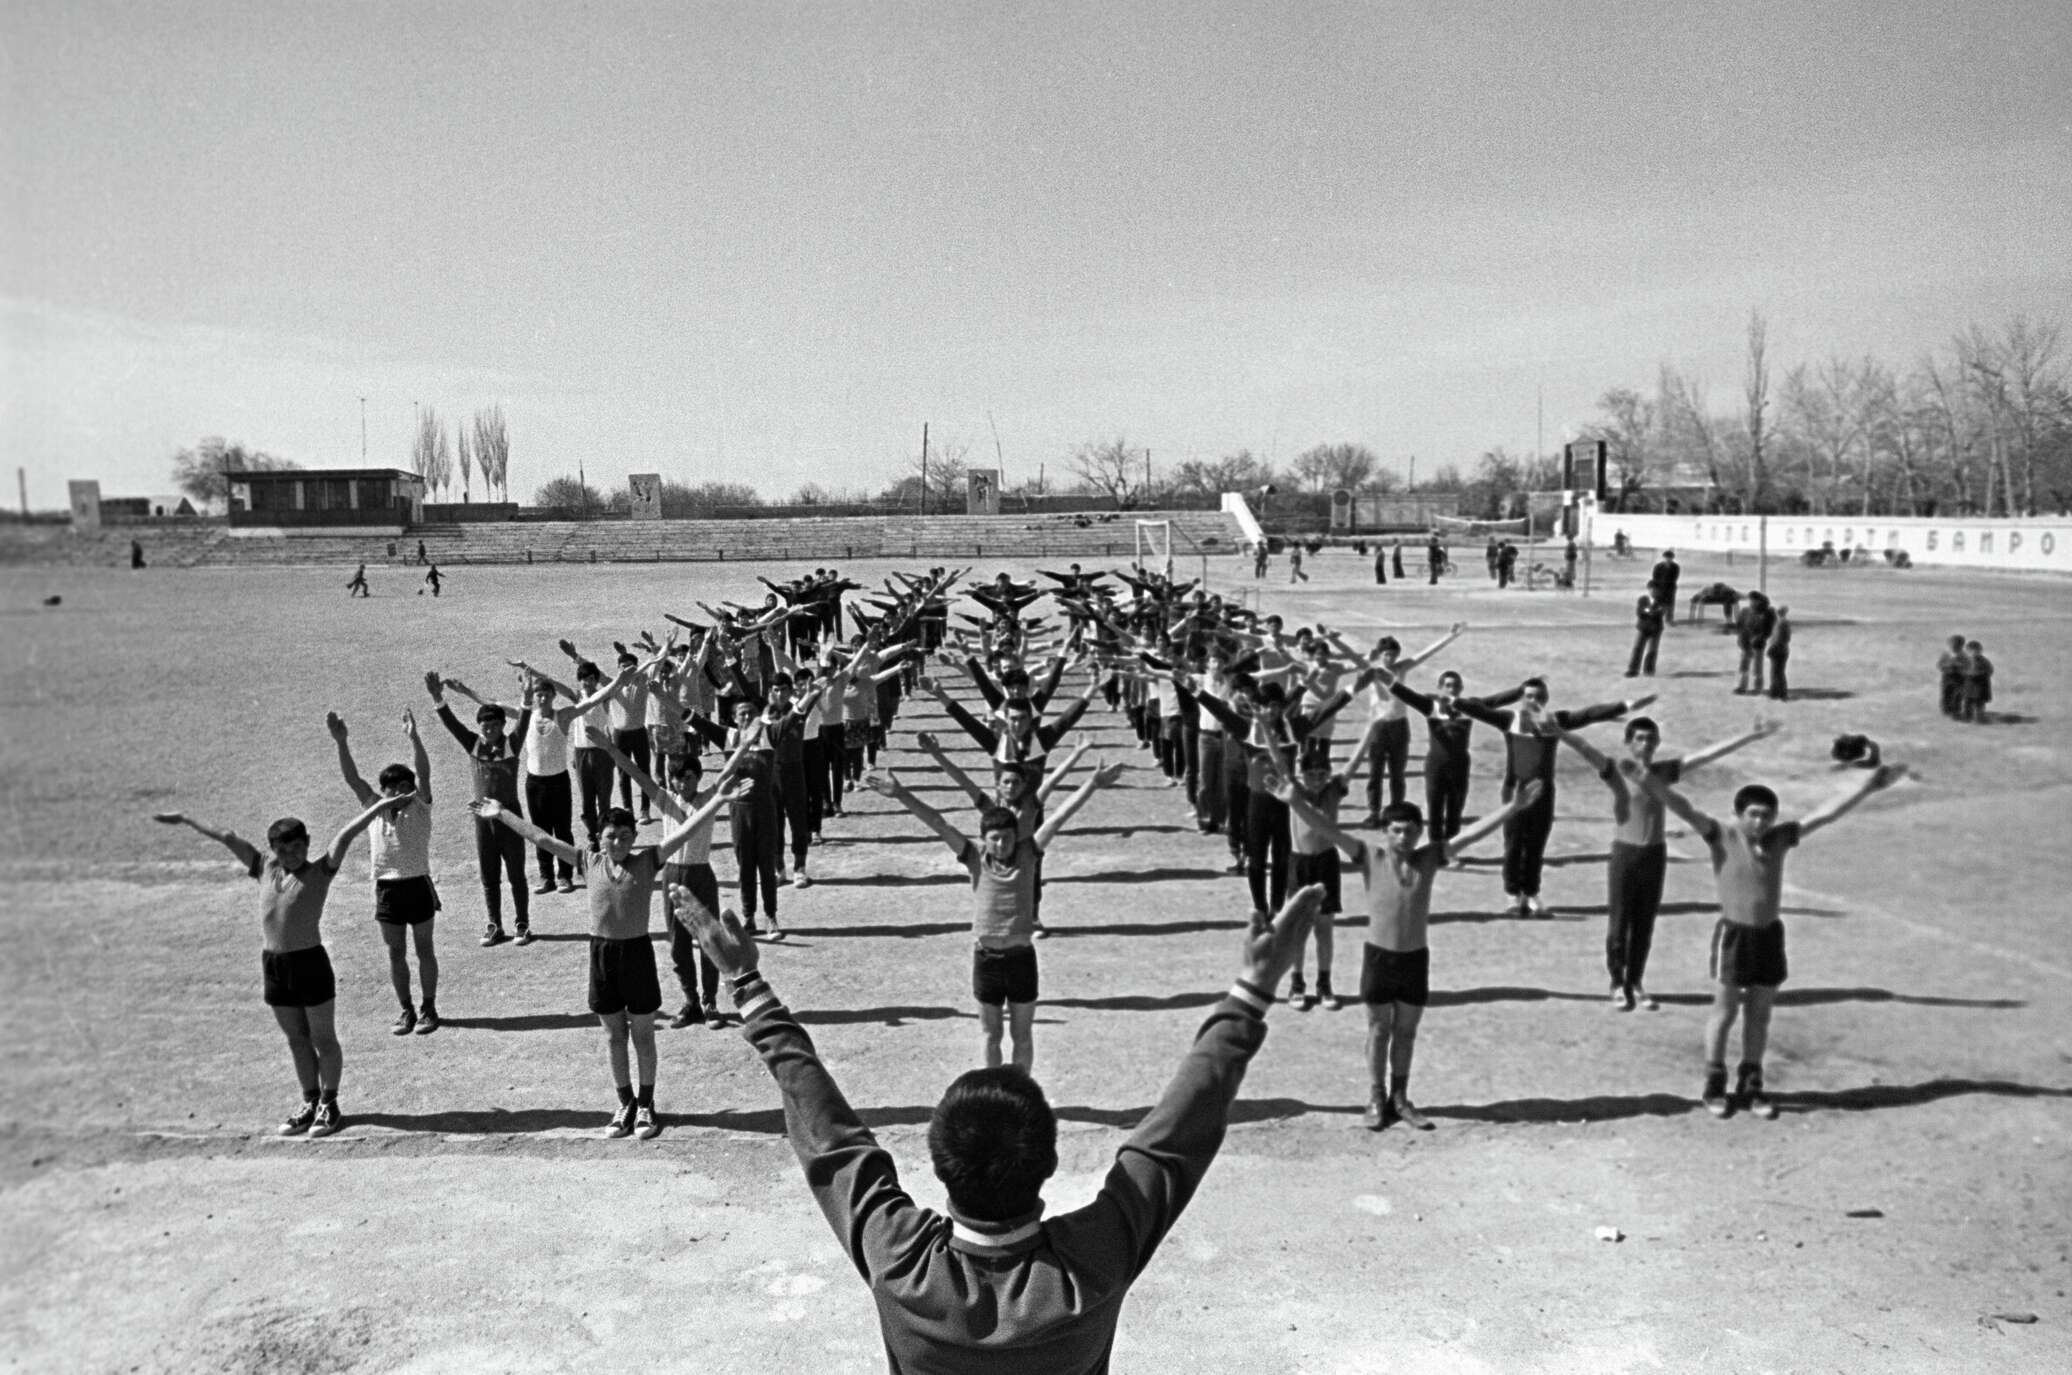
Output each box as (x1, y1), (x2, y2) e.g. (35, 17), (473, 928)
(1637, 762), (1905, 1117)
(1276, 734), (1375, 1011)
(1273, 778), (1541, 1130)
(327, 709), (444, 1034)
(1551, 716), (1778, 1011)
(866, 764), (1114, 1072)
(472, 796), (743, 1139)
(152, 793), (405, 1138)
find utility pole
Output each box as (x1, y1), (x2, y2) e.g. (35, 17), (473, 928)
(920, 422), (929, 516)
(1144, 447), (1152, 498)
(17, 467), (27, 517)
(359, 396), (368, 463)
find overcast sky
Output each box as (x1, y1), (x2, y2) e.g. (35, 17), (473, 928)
(4, 0), (2068, 507)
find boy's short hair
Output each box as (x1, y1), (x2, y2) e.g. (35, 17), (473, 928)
(601, 806), (638, 834)
(1436, 670), (1463, 691)
(928, 1068), (1058, 1222)
(1001, 696), (1035, 716)
(978, 806), (1020, 837)
(735, 696), (764, 713)
(1965, 640), (1983, 651)
(1732, 784), (1780, 814)
(1375, 636), (1401, 657)
(377, 763), (417, 792)
(576, 659), (602, 681)
(266, 817), (309, 848)
(1624, 716), (1660, 740)
(1379, 801), (1425, 828)
(476, 704), (506, 725)
(1947, 634), (1966, 648)
(1521, 676), (1549, 696)
(617, 652), (637, 668)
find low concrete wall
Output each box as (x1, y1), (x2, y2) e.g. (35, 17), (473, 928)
(1586, 511), (2072, 572)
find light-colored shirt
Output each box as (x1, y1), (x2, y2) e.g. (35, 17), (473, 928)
(960, 836), (1042, 950)
(371, 798), (432, 880)
(523, 713), (570, 776)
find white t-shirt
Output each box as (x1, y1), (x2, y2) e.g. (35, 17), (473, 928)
(372, 798), (432, 880)
(523, 714), (569, 777)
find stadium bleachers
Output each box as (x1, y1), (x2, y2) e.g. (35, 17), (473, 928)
(3, 509), (1245, 570)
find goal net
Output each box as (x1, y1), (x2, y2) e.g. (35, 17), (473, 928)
(1428, 514), (1530, 539)
(1133, 519), (1174, 579)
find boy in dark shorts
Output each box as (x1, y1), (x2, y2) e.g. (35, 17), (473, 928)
(328, 709), (443, 1034)
(596, 732), (753, 1028)
(153, 793), (404, 1137)
(1276, 739), (1374, 1011)
(425, 671), (534, 946)
(1638, 762), (1905, 1118)
(867, 763), (1113, 1072)
(1552, 716), (1778, 1011)
(1273, 777), (1542, 1130)
(472, 798), (736, 1139)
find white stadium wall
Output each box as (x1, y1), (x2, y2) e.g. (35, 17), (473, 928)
(1583, 511), (2072, 573)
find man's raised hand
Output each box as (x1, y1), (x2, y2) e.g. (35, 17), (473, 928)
(423, 670), (444, 699)
(669, 887), (760, 980)
(1241, 884), (1324, 992)
(325, 711), (348, 740)
(151, 811), (186, 826)
(401, 708), (420, 739)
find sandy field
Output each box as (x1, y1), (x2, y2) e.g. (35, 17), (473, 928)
(2, 548), (2067, 1373)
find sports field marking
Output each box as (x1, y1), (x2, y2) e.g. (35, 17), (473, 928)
(1783, 880), (2072, 983)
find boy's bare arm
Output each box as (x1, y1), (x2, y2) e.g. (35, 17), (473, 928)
(324, 712), (378, 805)
(865, 770), (971, 857)
(1680, 718), (1782, 775)
(1033, 762), (1121, 849)
(1550, 723), (1613, 776)
(1632, 768), (1715, 837)
(471, 798), (583, 865)
(1398, 622), (1467, 672)
(151, 811), (261, 872)
(1269, 775), (1366, 865)
(403, 709), (432, 806)
(656, 779), (752, 860)
(913, 731), (988, 808)
(1036, 736), (1095, 805)
(598, 735), (671, 814)
(1444, 779), (1542, 861)
(326, 792), (409, 869)
(1799, 763), (1906, 840)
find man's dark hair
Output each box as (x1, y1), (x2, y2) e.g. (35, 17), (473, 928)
(928, 1068), (1059, 1221)
(1732, 784), (1780, 814)
(1624, 716), (1660, 740)
(978, 805), (1020, 837)
(576, 659), (602, 682)
(1521, 676), (1549, 695)
(602, 806), (638, 833)
(377, 763), (417, 791)
(266, 817), (309, 848)
(1436, 670), (1463, 692)
(476, 703), (506, 725)
(1376, 636), (1401, 657)
(1379, 801), (1424, 828)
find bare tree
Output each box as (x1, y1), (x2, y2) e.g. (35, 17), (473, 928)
(1657, 365), (1731, 508)
(455, 422), (474, 503)
(412, 409), (439, 493)
(1743, 310), (1772, 512)
(1579, 386), (1655, 511)
(911, 435), (971, 512)
(1999, 316), (2064, 514)
(1290, 442), (1378, 492)
(472, 406), (510, 502)
(171, 438), (299, 507)
(1067, 437), (1143, 509)
(1172, 449), (1275, 497)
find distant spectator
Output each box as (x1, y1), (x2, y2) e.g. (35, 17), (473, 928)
(1937, 634), (1968, 718)
(1765, 607), (1792, 701)
(1649, 550), (1681, 623)
(1960, 640), (1994, 723)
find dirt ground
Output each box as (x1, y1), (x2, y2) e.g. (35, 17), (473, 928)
(2, 549), (2067, 1373)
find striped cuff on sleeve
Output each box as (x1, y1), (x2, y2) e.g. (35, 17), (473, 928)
(1229, 979), (1274, 1015)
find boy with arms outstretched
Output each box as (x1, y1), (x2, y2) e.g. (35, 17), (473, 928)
(1637, 761), (1906, 1117)
(328, 709), (444, 1034)
(153, 793), (406, 1136)
(597, 730), (754, 1028)
(472, 791), (746, 1139)
(1274, 776), (1543, 1130)
(866, 762), (1118, 1072)
(1552, 716), (1779, 1011)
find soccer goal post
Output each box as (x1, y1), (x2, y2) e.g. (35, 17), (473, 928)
(1134, 519), (1175, 579)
